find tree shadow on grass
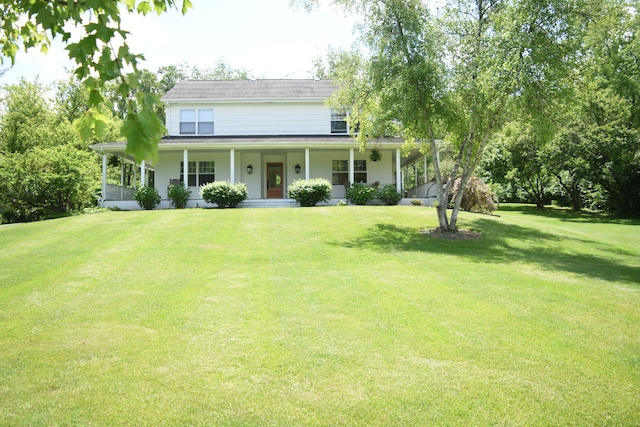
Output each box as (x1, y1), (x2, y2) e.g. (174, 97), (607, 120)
(499, 204), (640, 225)
(339, 219), (640, 286)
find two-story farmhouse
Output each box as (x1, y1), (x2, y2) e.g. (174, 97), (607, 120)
(93, 79), (435, 208)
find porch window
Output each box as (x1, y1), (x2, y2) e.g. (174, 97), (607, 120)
(354, 160), (367, 183)
(181, 161), (215, 186)
(198, 109), (214, 134)
(199, 161), (215, 185)
(332, 160), (348, 185)
(180, 109), (196, 134)
(332, 160), (367, 185)
(331, 109), (348, 134)
(180, 161), (196, 186)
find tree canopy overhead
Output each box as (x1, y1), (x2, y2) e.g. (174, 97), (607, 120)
(0, 0), (192, 163)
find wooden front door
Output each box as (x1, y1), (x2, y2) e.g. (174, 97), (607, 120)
(267, 163), (284, 198)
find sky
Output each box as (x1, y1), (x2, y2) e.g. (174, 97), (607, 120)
(2, 0), (358, 85)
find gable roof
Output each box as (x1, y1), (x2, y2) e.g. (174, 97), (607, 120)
(161, 79), (337, 102)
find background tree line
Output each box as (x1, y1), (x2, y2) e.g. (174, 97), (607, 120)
(0, 61), (248, 222)
(478, 1), (640, 215)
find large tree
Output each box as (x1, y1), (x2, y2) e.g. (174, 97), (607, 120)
(303, 0), (588, 231)
(0, 0), (192, 163)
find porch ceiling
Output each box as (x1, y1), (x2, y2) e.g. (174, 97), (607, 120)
(91, 135), (408, 161)
(402, 148), (428, 167)
(91, 143), (155, 168)
(157, 135), (404, 151)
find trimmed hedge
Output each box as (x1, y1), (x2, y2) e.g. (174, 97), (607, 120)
(133, 186), (161, 210)
(288, 178), (332, 207)
(200, 181), (248, 208)
(167, 183), (191, 209)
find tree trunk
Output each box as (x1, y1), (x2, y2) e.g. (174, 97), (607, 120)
(427, 125), (452, 231)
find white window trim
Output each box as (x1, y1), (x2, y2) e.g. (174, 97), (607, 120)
(180, 108), (214, 135)
(331, 108), (348, 134)
(181, 160), (215, 187)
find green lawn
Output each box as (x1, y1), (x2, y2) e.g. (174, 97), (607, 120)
(1, 205), (638, 426)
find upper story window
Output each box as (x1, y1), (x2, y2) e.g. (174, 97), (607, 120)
(331, 109), (348, 134)
(180, 109), (196, 134)
(180, 109), (214, 135)
(198, 109), (214, 134)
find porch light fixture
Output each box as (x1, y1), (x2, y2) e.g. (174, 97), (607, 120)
(295, 164), (301, 174)
(247, 164), (253, 174)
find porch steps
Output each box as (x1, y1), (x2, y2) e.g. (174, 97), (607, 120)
(238, 198), (435, 208)
(241, 198), (300, 208)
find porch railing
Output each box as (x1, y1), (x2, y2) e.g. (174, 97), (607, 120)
(105, 184), (135, 201)
(405, 181), (438, 198)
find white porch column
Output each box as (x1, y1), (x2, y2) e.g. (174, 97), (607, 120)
(423, 156), (428, 184)
(349, 148), (355, 185)
(140, 160), (146, 187)
(414, 164), (419, 188)
(101, 154), (107, 205)
(120, 157), (125, 200)
(183, 149), (189, 184)
(305, 148), (310, 180)
(230, 149), (235, 184)
(396, 149), (402, 193)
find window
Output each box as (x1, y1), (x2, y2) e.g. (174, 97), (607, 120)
(332, 160), (367, 185)
(180, 161), (196, 186)
(180, 109), (214, 135)
(332, 160), (348, 185)
(198, 109), (214, 134)
(181, 161), (215, 186)
(180, 109), (196, 134)
(354, 160), (367, 183)
(199, 161), (215, 185)
(331, 109), (348, 134)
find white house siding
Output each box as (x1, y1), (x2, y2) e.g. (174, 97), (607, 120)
(166, 102), (331, 136)
(240, 152), (262, 198)
(153, 148), (397, 201)
(308, 150), (396, 198)
(154, 151), (231, 199)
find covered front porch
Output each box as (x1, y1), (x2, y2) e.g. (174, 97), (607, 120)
(92, 136), (437, 209)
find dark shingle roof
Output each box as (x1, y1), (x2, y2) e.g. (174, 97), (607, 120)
(161, 79), (336, 102)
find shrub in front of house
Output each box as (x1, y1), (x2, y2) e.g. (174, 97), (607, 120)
(133, 186), (161, 210)
(376, 184), (403, 205)
(287, 178), (332, 207)
(346, 182), (377, 205)
(167, 183), (192, 209)
(200, 181), (248, 208)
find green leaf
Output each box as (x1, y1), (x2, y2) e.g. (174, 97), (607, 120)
(137, 1), (152, 15)
(76, 113), (95, 142)
(181, 0), (193, 14)
(93, 112), (110, 141)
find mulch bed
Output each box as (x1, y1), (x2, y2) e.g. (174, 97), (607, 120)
(419, 228), (482, 240)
